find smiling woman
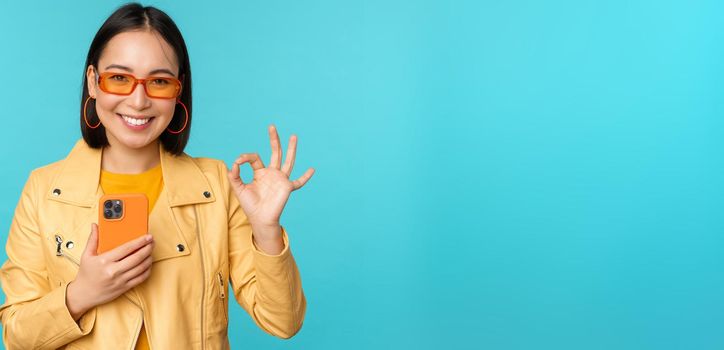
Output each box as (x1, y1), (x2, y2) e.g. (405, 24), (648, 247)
(0, 2), (314, 349)
(80, 6), (192, 161)
(86, 30), (184, 161)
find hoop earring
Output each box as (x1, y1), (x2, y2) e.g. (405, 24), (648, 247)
(167, 100), (189, 134)
(83, 96), (101, 129)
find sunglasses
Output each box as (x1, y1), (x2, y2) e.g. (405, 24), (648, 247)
(97, 71), (182, 99)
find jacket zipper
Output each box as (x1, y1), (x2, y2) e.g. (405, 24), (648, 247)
(217, 272), (227, 322)
(194, 206), (207, 349)
(55, 235), (80, 265)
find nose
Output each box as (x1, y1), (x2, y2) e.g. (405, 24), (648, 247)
(127, 81), (152, 110)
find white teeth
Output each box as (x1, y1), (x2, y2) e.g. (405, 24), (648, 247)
(120, 114), (151, 126)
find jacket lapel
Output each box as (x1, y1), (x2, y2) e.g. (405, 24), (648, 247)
(158, 142), (216, 207)
(46, 139), (102, 207)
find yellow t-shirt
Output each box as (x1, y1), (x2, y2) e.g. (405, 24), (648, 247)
(100, 163), (163, 350)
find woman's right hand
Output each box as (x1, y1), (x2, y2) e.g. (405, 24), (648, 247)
(65, 223), (155, 321)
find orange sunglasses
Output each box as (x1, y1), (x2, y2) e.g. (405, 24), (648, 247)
(97, 71), (182, 99)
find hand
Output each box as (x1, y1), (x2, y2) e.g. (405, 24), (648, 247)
(65, 223), (154, 321)
(227, 125), (314, 242)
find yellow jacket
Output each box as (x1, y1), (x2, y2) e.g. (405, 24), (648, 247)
(0, 139), (306, 349)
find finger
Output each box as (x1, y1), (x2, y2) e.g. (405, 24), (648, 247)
(234, 153), (265, 171)
(125, 265), (152, 288)
(121, 255), (153, 284)
(281, 134), (298, 177)
(228, 160), (246, 189)
(103, 234), (153, 262)
(84, 223), (99, 257)
(115, 241), (154, 274)
(268, 124), (282, 169)
(291, 167), (315, 190)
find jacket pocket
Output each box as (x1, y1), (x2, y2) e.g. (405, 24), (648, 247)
(207, 268), (230, 336)
(216, 271), (228, 324)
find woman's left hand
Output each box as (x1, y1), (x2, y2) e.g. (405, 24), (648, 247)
(227, 125), (315, 252)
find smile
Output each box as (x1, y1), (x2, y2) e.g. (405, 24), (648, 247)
(116, 113), (155, 129)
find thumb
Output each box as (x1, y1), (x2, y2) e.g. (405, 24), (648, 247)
(84, 223), (99, 257)
(228, 162), (246, 188)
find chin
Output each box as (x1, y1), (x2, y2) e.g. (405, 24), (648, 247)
(109, 132), (160, 150)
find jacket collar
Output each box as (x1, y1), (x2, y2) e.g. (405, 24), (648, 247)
(47, 139), (215, 207)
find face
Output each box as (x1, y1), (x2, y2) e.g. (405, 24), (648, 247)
(86, 30), (181, 150)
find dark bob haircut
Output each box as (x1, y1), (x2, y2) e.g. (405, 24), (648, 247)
(80, 2), (192, 155)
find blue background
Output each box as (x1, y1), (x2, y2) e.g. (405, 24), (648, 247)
(1, 1), (723, 349)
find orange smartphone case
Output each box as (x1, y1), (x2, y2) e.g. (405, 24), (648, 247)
(97, 193), (149, 255)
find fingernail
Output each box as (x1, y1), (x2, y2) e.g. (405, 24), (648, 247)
(146, 235), (153, 242)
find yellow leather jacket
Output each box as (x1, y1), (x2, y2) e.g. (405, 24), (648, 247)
(0, 139), (306, 349)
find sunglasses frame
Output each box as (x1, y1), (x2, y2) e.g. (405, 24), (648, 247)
(97, 71), (183, 99)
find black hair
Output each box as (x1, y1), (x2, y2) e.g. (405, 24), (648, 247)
(80, 2), (192, 155)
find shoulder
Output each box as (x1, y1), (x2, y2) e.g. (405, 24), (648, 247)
(24, 138), (97, 187)
(11, 158), (66, 206)
(185, 155), (228, 177)
(21, 158), (65, 196)
(182, 155), (233, 207)
(183, 155), (231, 189)
(188, 155), (227, 172)
(28, 158), (65, 181)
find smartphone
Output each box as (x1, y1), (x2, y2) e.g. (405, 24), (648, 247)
(97, 193), (149, 254)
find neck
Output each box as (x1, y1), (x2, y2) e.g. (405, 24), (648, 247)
(102, 138), (161, 174)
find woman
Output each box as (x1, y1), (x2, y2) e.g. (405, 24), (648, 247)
(0, 3), (313, 349)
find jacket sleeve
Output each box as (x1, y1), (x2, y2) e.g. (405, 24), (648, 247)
(220, 162), (306, 339)
(0, 170), (96, 349)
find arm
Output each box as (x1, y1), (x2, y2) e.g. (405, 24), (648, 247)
(0, 171), (96, 349)
(222, 162), (306, 339)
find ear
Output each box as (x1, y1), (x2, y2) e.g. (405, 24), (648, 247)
(86, 65), (98, 98)
(179, 73), (185, 95)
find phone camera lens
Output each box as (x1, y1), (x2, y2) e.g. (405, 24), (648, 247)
(104, 209), (113, 218)
(104, 200), (113, 209)
(113, 204), (122, 213)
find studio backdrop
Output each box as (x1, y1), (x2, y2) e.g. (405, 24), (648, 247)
(0, 1), (722, 349)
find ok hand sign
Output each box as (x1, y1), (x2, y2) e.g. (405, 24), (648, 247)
(227, 125), (314, 247)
